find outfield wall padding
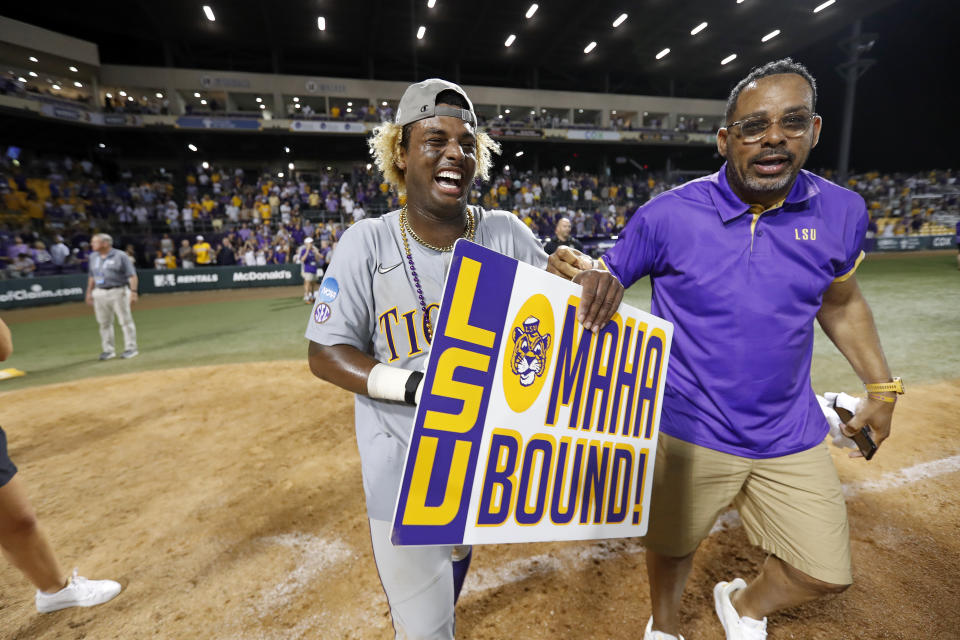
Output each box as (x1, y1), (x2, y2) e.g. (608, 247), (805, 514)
(0, 264), (303, 309)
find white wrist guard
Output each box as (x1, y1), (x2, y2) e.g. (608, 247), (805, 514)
(367, 363), (425, 405)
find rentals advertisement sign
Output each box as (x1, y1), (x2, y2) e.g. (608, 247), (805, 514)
(392, 241), (673, 546)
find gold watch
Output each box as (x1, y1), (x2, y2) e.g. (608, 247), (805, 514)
(863, 377), (905, 394)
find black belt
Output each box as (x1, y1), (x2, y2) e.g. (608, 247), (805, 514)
(99, 285), (127, 290)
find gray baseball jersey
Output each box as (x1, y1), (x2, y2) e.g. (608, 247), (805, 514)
(305, 206), (548, 520)
(89, 249), (136, 288)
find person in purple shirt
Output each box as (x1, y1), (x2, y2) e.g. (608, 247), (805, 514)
(553, 59), (900, 640)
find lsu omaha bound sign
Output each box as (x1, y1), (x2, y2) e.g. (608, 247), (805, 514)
(391, 240), (673, 546)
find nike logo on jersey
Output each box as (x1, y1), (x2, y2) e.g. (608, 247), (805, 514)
(377, 262), (402, 274)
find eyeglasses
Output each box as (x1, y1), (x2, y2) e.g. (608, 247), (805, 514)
(724, 112), (819, 143)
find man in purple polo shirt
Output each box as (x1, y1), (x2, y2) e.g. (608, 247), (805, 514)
(554, 58), (901, 640)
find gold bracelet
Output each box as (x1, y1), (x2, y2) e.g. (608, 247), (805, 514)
(864, 377), (904, 395)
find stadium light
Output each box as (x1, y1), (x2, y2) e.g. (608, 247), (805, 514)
(346, 107), (352, 113)
(98, 143), (105, 149)
(530, 110), (535, 115)
(119, 90), (127, 96)
(813, 0), (835, 13)
(613, 13), (628, 28)
(156, 92), (163, 98)
(427, 0), (436, 7)
(51, 84), (61, 91)
(288, 162), (295, 170)
(105, 92), (113, 98)
(584, 41), (597, 54)
(74, 81), (82, 88)
(202, 161), (209, 169)
(295, 104), (301, 109)
(721, 53), (738, 65)
(194, 92), (201, 98)
(525, 4), (538, 19)
(578, 108), (584, 113)
(17, 77), (26, 83)
(200, 99), (207, 105)
(28, 56), (37, 63)
(504, 164), (510, 171)
(612, 110), (617, 114)
(69, 66), (78, 72)
(691, 22), (708, 35)
(762, 29), (781, 42)
(127, 96), (133, 101)
(505, 34), (516, 47)
(256, 97), (262, 103)
(656, 47), (670, 60)
(564, 165), (571, 172)
(188, 144), (198, 152)
(381, 100), (388, 106)
(28, 71), (37, 77)
(278, 172), (284, 178)
(417, 25), (426, 39)
(284, 147), (290, 153)
(202, 5), (215, 22)
(366, 163), (372, 170)
(515, 151), (524, 157)
(293, 96), (299, 102)
(259, 104), (266, 110)
(317, 16), (326, 31)
(505, 108), (511, 114)
(347, 101), (352, 106)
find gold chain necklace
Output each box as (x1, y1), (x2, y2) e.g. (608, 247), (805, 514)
(401, 205), (475, 252)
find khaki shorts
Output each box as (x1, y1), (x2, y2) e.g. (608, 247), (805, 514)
(642, 433), (852, 585)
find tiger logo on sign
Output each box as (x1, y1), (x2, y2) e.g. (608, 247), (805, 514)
(502, 294), (555, 414)
(510, 316), (552, 387)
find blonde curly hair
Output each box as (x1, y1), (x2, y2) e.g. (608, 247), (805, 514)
(367, 121), (501, 196)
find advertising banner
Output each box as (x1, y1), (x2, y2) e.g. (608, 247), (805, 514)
(392, 241), (673, 546)
(175, 116), (262, 130)
(289, 120), (369, 133)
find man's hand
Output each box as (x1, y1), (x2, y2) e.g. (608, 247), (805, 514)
(841, 395), (895, 458)
(85, 291), (93, 306)
(573, 269), (624, 333)
(129, 291), (138, 304)
(547, 246), (594, 280)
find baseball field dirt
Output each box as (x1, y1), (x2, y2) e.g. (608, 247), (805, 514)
(0, 361), (957, 639)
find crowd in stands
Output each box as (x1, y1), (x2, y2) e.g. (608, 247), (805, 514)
(2, 148), (957, 280)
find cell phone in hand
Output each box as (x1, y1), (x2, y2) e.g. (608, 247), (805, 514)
(832, 403), (878, 460)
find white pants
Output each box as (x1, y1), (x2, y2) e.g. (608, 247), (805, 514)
(368, 518), (456, 640)
(93, 287), (137, 355)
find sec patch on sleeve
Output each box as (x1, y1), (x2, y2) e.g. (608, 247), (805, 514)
(313, 302), (332, 324)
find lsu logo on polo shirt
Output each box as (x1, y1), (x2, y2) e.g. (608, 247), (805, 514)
(503, 295), (554, 413)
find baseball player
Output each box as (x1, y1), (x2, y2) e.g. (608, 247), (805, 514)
(294, 238), (322, 303)
(305, 78), (621, 639)
(0, 317), (122, 613)
(85, 233), (138, 360)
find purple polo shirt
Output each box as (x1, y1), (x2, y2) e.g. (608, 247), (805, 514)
(602, 165), (867, 458)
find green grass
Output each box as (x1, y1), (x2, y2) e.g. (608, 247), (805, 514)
(622, 252), (960, 392)
(1, 253), (957, 393)
(1, 293), (313, 391)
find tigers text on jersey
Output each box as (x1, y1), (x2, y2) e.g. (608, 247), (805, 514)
(305, 207), (548, 519)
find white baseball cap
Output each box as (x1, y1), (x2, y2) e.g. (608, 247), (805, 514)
(196, 235), (204, 241)
(304, 237), (313, 243)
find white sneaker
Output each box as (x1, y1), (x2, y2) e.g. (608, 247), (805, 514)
(714, 578), (767, 640)
(36, 569), (122, 613)
(643, 616), (686, 640)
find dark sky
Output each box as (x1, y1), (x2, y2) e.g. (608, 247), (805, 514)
(790, 0), (959, 172)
